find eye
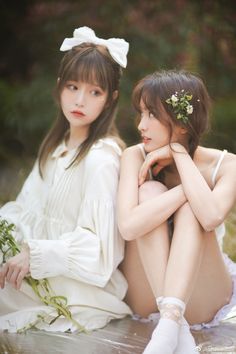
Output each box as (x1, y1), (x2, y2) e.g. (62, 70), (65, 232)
(66, 82), (77, 91)
(149, 112), (155, 119)
(90, 89), (102, 96)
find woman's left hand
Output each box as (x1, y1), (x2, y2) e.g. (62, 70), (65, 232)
(0, 246), (30, 290)
(139, 145), (174, 185)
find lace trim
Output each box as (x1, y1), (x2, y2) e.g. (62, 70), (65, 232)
(160, 303), (183, 324)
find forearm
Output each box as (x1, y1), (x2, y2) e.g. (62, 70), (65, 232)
(118, 184), (186, 240)
(172, 145), (223, 230)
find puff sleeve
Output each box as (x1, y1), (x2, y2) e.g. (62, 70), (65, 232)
(27, 147), (124, 288)
(0, 161), (45, 244)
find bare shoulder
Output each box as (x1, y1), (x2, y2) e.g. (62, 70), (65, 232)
(197, 146), (236, 178)
(120, 144), (145, 174)
(122, 144), (144, 161)
(197, 146), (235, 163)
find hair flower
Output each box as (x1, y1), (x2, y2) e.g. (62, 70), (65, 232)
(166, 90), (193, 124)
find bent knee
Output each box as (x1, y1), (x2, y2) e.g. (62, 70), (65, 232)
(174, 202), (198, 224)
(139, 181), (167, 202)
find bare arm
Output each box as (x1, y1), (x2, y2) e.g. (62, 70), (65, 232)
(172, 144), (236, 231)
(117, 145), (186, 240)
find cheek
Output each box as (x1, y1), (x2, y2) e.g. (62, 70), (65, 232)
(60, 91), (68, 108)
(96, 100), (106, 113)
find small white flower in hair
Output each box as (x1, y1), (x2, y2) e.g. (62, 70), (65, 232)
(171, 94), (178, 103)
(186, 104), (193, 114)
(166, 90), (193, 124)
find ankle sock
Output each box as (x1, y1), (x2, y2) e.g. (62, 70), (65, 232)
(174, 317), (198, 354)
(143, 296), (185, 354)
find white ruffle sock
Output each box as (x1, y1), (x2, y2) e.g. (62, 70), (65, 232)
(174, 318), (198, 354)
(143, 297), (185, 354)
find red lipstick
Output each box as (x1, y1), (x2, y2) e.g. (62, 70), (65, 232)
(71, 110), (85, 118)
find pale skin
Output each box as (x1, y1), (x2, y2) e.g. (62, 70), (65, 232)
(118, 103), (236, 324)
(0, 79), (116, 291)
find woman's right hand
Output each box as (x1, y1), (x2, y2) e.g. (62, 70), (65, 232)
(0, 246), (30, 290)
(138, 145), (173, 185)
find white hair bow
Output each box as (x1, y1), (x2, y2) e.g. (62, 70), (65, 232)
(60, 26), (129, 68)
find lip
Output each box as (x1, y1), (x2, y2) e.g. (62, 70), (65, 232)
(71, 110), (85, 118)
(142, 136), (151, 144)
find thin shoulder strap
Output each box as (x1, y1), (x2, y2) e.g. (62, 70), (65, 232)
(137, 143), (153, 180)
(212, 149), (227, 185)
(137, 143), (146, 159)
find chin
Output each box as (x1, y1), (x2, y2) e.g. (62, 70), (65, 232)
(144, 143), (158, 153)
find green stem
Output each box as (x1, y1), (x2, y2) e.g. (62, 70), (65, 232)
(0, 217), (86, 333)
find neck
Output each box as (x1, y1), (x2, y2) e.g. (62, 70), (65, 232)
(66, 127), (88, 150)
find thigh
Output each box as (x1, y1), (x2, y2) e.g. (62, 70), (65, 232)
(119, 180), (168, 318)
(185, 231), (232, 325)
(171, 203), (232, 324)
(119, 240), (157, 318)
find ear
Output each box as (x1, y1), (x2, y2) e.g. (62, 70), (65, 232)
(176, 126), (188, 135)
(112, 90), (118, 100)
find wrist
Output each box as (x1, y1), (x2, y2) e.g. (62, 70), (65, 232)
(170, 143), (187, 154)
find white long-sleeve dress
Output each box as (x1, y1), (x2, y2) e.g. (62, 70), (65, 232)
(0, 137), (132, 332)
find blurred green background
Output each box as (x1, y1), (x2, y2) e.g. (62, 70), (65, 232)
(0, 0), (235, 258)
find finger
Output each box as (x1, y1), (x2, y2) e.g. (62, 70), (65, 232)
(138, 168), (148, 185)
(7, 268), (20, 289)
(139, 159), (153, 183)
(16, 267), (29, 290)
(152, 164), (165, 176)
(139, 165), (151, 185)
(6, 264), (16, 282)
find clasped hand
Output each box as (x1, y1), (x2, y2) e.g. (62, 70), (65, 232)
(0, 247), (30, 290)
(138, 143), (185, 186)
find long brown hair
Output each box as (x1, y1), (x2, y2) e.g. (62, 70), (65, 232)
(132, 70), (211, 157)
(38, 43), (124, 177)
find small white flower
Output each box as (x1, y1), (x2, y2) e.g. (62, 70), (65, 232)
(171, 94), (178, 103)
(186, 104), (193, 114)
(177, 113), (182, 120)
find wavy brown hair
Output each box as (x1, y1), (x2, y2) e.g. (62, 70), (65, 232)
(38, 43), (124, 177)
(132, 70), (211, 157)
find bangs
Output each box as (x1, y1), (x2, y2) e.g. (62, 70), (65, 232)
(62, 49), (111, 91)
(132, 80), (162, 118)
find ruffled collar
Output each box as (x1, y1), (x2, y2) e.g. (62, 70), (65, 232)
(91, 138), (122, 156)
(51, 137), (122, 160)
(51, 139), (78, 159)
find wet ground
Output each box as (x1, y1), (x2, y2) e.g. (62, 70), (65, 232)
(0, 317), (236, 354)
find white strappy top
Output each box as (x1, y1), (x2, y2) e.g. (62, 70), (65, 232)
(212, 149), (227, 248)
(138, 144), (227, 248)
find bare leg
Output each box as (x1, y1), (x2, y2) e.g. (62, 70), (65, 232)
(164, 201), (232, 324)
(119, 240), (157, 317)
(137, 181), (169, 298)
(120, 181), (169, 317)
(121, 185), (232, 353)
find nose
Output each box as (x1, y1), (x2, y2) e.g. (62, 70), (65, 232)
(75, 89), (85, 107)
(138, 115), (147, 132)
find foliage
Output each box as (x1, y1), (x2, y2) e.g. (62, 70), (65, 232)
(0, 0), (235, 157)
(166, 91), (194, 124)
(0, 0), (235, 255)
(0, 217), (85, 332)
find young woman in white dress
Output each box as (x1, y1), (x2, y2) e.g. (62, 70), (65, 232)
(0, 26), (132, 332)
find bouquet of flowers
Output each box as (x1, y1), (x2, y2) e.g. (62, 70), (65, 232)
(0, 217), (85, 333)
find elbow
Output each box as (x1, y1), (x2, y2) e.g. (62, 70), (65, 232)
(201, 214), (224, 233)
(118, 221), (138, 241)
